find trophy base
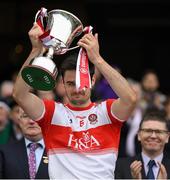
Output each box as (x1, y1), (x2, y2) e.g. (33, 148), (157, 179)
(21, 66), (56, 91)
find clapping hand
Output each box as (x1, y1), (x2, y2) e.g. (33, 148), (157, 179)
(157, 162), (167, 179)
(130, 160), (142, 179)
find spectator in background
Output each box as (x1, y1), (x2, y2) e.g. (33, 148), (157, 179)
(164, 96), (170, 127)
(0, 81), (14, 98)
(0, 107), (49, 179)
(163, 96), (170, 158)
(8, 102), (23, 142)
(0, 80), (14, 106)
(119, 80), (143, 157)
(115, 111), (170, 179)
(0, 101), (11, 144)
(92, 65), (121, 102)
(140, 70), (166, 113)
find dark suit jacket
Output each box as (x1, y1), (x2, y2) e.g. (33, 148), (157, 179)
(0, 138), (49, 179)
(115, 154), (170, 179)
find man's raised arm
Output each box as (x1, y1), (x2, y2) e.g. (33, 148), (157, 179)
(78, 33), (137, 120)
(13, 24), (44, 120)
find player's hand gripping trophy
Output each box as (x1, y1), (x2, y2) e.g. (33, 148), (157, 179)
(21, 7), (83, 91)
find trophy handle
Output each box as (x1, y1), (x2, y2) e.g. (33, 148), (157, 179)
(67, 45), (80, 51)
(53, 45), (80, 55)
(65, 26), (93, 53)
(34, 7), (47, 32)
(60, 26), (93, 53)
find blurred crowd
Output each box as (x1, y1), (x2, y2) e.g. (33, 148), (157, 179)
(93, 67), (170, 158)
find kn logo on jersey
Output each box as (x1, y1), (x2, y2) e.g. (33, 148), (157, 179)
(68, 132), (100, 151)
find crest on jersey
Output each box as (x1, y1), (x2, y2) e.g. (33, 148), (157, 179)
(88, 114), (98, 125)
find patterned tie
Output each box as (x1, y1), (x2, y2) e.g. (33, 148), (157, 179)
(147, 160), (156, 180)
(28, 143), (38, 180)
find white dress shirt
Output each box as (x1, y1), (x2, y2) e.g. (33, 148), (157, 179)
(126, 108), (142, 156)
(142, 152), (163, 178)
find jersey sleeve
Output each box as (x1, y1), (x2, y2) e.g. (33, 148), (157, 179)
(37, 99), (55, 139)
(106, 99), (123, 126)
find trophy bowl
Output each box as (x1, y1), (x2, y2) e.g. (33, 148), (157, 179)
(44, 9), (83, 54)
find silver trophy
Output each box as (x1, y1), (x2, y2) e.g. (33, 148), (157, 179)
(21, 8), (83, 90)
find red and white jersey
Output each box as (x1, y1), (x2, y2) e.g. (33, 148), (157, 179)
(37, 99), (123, 179)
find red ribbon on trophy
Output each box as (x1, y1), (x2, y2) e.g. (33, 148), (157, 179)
(35, 7), (55, 47)
(35, 7), (47, 32)
(76, 26), (93, 91)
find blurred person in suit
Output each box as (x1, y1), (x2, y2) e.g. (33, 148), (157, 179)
(8, 102), (23, 142)
(115, 111), (170, 179)
(164, 96), (170, 129)
(118, 80), (143, 157)
(140, 70), (166, 113)
(0, 81), (14, 99)
(0, 107), (49, 179)
(0, 80), (14, 107)
(163, 96), (170, 158)
(0, 101), (11, 144)
(93, 65), (121, 102)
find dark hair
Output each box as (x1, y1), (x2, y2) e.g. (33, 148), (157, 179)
(139, 111), (169, 131)
(60, 52), (95, 79)
(141, 69), (158, 79)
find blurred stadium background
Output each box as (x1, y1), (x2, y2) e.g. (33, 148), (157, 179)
(0, 0), (170, 94)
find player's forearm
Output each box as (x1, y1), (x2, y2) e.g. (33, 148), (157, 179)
(94, 56), (136, 105)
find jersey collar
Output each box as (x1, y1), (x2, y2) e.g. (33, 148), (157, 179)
(66, 102), (95, 111)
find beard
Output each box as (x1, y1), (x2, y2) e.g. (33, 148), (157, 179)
(66, 89), (91, 106)
(70, 99), (88, 106)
